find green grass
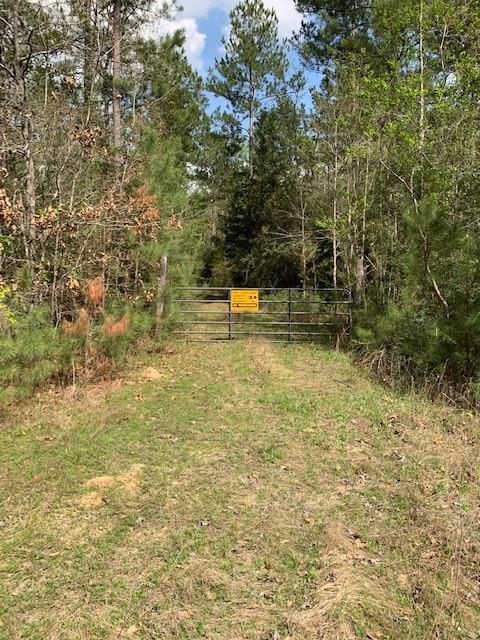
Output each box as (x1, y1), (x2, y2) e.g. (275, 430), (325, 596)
(1, 339), (479, 639)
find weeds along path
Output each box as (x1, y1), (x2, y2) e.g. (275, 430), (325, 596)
(1, 339), (480, 639)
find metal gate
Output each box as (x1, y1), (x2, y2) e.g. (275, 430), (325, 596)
(172, 287), (352, 343)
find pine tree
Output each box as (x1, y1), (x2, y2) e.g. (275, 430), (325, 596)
(207, 0), (287, 178)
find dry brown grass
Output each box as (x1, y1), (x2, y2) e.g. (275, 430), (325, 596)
(141, 366), (164, 380)
(103, 313), (130, 337)
(86, 276), (105, 307)
(77, 491), (105, 508)
(78, 464), (146, 507)
(245, 336), (291, 380)
(290, 521), (410, 639)
(62, 307), (90, 335)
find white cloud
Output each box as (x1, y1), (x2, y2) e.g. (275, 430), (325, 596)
(179, 0), (302, 38)
(144, 16), (207, 69)
(172, 0), (232, 21)
(149, 0), (302, 69)
(263, 0), (303, 37)
(172, 0), (302, 36)
(218, 23), (231, 54)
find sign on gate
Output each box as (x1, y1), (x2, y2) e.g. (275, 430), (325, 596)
(230, 289), (259, 313)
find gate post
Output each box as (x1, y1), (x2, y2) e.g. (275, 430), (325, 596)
(155, 255), (167, 338)
(288, 288), (292, 343)
(228, 288), (233, 340)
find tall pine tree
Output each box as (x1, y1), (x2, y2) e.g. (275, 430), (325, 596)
(207, 0), (286, 178)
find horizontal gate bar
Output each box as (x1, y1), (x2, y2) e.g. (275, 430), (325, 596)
(172, 299), (351, 305)
(172, 338), (334, 343)
(173, 331), (339, 336)
(176, 287), (351, 293)
(177, 310), (351, 317)
(180, 321), (344, 326)
(172, 298), (231, 303)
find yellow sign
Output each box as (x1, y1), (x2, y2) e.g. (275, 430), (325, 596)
(230, 289), (259, 313)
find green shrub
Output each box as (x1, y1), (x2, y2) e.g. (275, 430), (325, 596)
(0, 306), (78, 403)
(0, 301), (162, 407)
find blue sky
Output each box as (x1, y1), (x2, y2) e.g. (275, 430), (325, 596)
(151, 0), (319, 111)
(154, 0), (304, 72)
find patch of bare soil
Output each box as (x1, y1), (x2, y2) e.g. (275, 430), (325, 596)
(77, 491), (105, 508)
(78, 464), (145, 507)
(141, 367), (164, 381)
(117, 463), (145, 495)
(84, 475), (116, 489)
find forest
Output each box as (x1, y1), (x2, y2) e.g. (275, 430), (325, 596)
(1, 0), (480, 404)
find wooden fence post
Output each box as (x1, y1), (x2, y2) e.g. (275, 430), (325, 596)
(155, 255), (167, 338)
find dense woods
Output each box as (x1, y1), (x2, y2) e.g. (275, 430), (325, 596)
(0, 0), (206, 398)
(1, 0), (480, 403)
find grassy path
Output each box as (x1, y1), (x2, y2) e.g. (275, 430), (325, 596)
(1, 340), (479, 639)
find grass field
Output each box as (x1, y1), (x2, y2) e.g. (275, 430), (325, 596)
(1, 339), (479, 639)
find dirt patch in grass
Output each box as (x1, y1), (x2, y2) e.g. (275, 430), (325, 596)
(77, 490), (105, 508)
(117, 463), (145, 494)
(141, 366), (164, 381)
(85, 475), (116, 489)
(79, 464), (146, 506)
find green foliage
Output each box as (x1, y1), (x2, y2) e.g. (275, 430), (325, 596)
(96, 304), (155, 364)
(289, 0), (480, 397)
(0, 306), (77, 403)
(0, 300), (164, 406)
(0, 285), (16, 328)
(207, 0), (287, 118)
(295, 0), (377, 68)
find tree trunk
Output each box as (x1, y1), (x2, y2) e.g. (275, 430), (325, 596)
(24, 116), (36, 266)
(300, 188), (307, 288)
(354, 153), (369, 306)
(13, 3), (36, 274)
(332, 122), (339, 289)
(419, 0), (425, 153)
(354, 255), (364, 304)
(248, 66), (254, 179)
(112, 0), (122, 147)
(83, 0), (94, 115)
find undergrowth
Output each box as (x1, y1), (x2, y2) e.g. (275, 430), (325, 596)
(0, 303), (156, 408)
(353, 301), (480, 410)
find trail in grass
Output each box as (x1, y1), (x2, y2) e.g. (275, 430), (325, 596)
(1, 340), (479, 640)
